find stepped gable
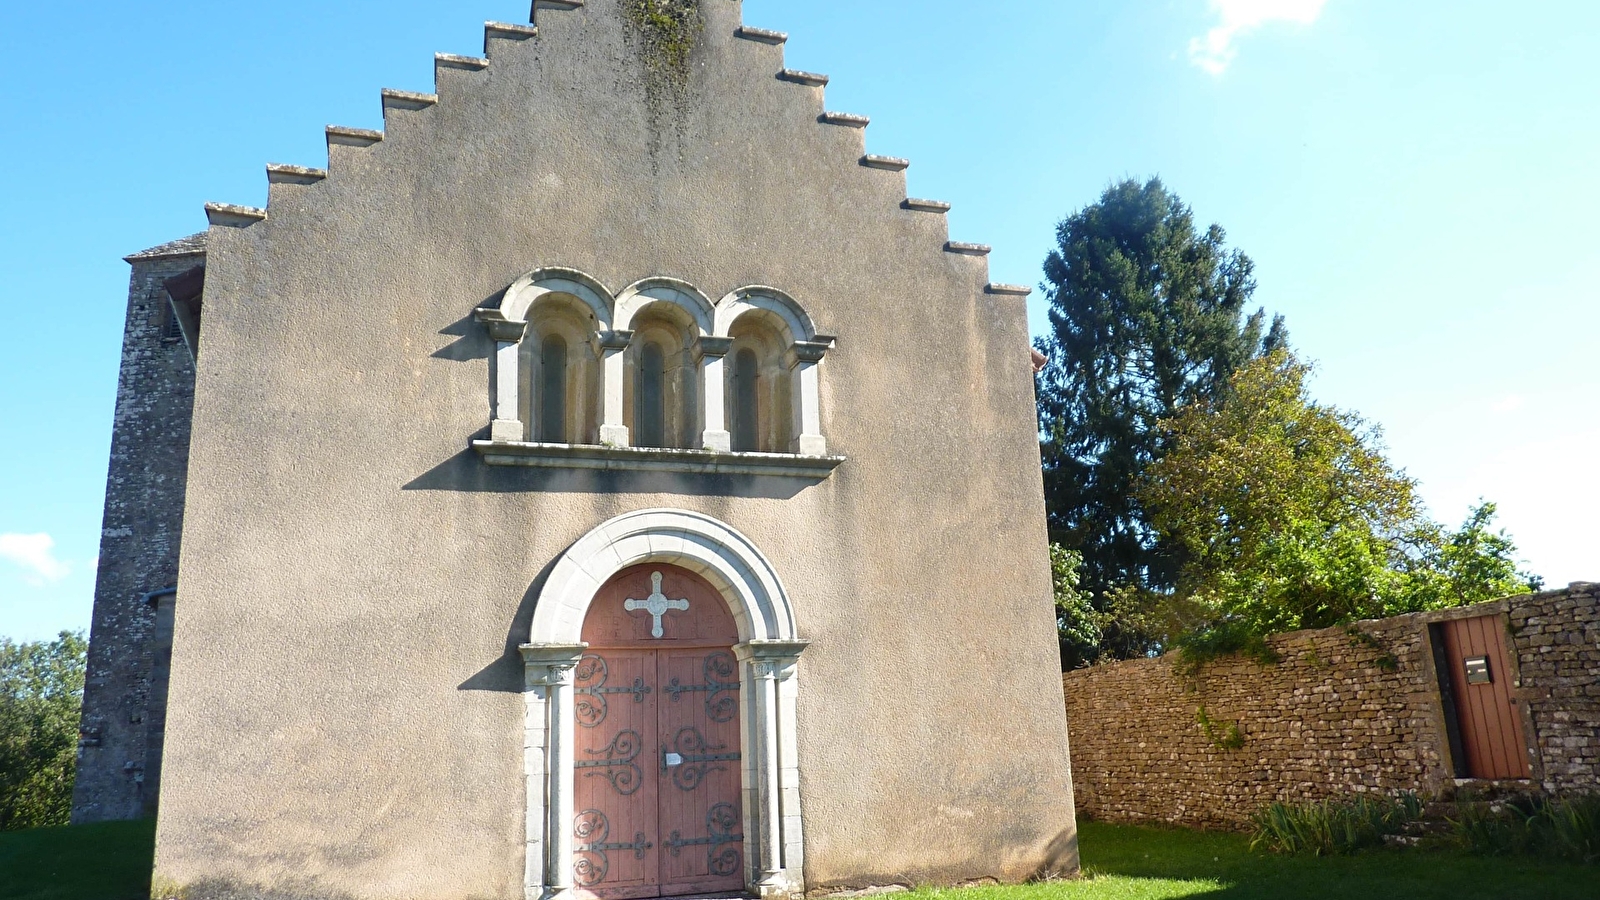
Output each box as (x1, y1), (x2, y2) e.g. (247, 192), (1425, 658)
(203, 0), (997, 266)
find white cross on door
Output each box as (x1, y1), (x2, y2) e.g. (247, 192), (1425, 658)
(624, 571), (690, 639)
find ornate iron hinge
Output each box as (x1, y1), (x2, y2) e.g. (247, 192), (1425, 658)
(662, 726), (740, 791)
(663, 650), (740, 723)
(577, 729), (643, 795)
(663, 802), (743, 877)
(574, 809), (653, 887)
(575, 654), (652, 729)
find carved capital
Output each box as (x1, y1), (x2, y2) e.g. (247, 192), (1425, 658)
(696, 336), (735, 359)
(520, 642), (589, 687)
(789, 341), (829, 365)
(598, 330), (634, 352)
(734, 640), (809, 682)
(475, 307), (529, 343)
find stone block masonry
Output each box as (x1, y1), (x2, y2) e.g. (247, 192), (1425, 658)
(1062, 585), (1599, 830)
(70, 236), (202, 823)
(1508, 585), (1600, 795)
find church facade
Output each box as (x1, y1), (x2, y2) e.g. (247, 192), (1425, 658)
(76, 2), (1078, 898)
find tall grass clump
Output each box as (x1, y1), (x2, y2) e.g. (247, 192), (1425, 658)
(1449, 794), (1600, 864)
(1250, 793), (1423, 856)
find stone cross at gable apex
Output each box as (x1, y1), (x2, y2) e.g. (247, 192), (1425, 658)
(624, 571), (690, 638)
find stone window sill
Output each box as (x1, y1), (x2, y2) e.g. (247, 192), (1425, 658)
(472, 440), (845, 478)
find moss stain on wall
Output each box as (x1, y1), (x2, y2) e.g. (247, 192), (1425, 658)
(621, 0), (704, 161)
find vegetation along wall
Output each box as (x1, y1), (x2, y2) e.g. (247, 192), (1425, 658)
(1062, 584), (1599, 830)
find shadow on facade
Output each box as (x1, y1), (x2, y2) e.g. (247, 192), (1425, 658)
(429, 311), (492, 362)
(455, 556), (559, 695)
(403, 448), (819, 499)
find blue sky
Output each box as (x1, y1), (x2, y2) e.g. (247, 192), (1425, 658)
(1, 0), (1596, 642)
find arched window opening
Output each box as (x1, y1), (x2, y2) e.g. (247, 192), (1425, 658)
(636, 341), (667, 449)
(540, 334), (568, 443)
(732, 348), (760, 452)
(624, 303), (698, 450)
(520, 293), (601, 445)
(726, 311), (794, 454)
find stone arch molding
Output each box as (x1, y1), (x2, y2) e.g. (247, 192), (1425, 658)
(520, 509), (809, 900)
(475, 266), (833, 457)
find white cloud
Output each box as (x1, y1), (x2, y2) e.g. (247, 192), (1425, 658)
(0, 533), (71, 586)
(1190, 0), (1328, 75)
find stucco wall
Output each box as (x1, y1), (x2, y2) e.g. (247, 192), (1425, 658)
(1062, 585), (1600, 830)
(73, 243), (201, 824)
(152, 2), (1076, 898)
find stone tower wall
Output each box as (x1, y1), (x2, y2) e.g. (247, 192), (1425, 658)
(71, 243), (201, 823)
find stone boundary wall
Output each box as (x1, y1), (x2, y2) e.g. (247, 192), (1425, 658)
(1061, 584), (1599, 830)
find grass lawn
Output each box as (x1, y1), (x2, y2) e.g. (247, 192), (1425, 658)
(0, 819), (154, 900)
(911, 821), (1600, 900)
(0, 818), (1593, 900)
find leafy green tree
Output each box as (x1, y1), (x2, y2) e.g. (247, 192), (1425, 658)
(1137, 351), (1536, 646)
(1050, 545), (1101, 669)
(1139, 351), (1414, 633)
(1399, 502), (1543, 609)
(1036, 177), (1284, 661)
(0, 631), (87, 831)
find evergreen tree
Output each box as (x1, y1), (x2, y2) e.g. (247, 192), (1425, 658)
(1036, 177), (1284, 664)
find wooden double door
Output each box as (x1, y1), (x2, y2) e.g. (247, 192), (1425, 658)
(573, 565), (744, 900)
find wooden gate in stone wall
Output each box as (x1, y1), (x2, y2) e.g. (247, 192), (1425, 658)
(1431, 614), (1532, 780)
(572, 564), (744, 900)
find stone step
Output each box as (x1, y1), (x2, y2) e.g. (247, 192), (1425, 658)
(861, 155), (910, 171)
(205, 202), (266, 228)
(436, 52), (489, 73)
(382, 89), (438, 114)
(266, 164), (327, 186)
(485, 20), (539, 56)
(820, 111), (870, 128)
(778, 69), (828, 87)
(326, 125), (384, 149)
(735, 26), (787, 45)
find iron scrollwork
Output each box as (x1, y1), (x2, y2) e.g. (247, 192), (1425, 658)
(575, 654), (652, 729)
(663, 802), (743, 877)
(573, 809), (653, 887)
(577, 729), (644, 795)
(662, 726), (741, 791)
(663, 651), (740, 723)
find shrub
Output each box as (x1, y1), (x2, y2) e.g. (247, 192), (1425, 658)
(1447, 794), (1600, 864)
(1250, 793), (1422, 856)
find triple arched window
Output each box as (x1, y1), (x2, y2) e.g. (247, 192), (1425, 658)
(475, 269), (832, 462)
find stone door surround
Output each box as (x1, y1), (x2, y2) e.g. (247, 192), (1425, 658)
(522, 510), (808, 900)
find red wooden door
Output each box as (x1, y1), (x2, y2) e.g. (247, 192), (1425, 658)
(1436, 614), (1531, 780)
(574, 565), (744, 900)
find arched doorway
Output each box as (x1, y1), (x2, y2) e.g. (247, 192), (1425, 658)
(572, 565), (744, 899)
(521, 509), (809, 900)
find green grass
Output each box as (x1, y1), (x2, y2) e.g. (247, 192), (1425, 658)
(1, 817), (1594, 900)
(0, 819), (153, 900)
(906, 821), (1600, 900)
